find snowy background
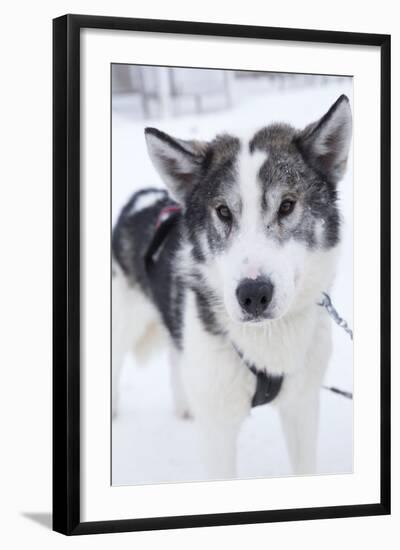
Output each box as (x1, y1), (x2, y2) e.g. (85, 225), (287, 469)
(111, 66), (353, 486)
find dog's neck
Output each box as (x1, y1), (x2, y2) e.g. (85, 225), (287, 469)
(226, 304), (319, 376)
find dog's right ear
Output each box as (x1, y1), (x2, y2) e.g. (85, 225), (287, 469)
(145, 127), (207, 202)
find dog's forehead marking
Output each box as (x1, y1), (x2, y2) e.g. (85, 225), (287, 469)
(237, 146), (268, 219)
(231, 144), (269, 281)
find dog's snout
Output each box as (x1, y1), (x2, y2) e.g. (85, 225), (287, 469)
(236, 278), (273, 318)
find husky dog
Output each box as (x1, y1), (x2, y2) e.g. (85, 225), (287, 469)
(112, 95), (352, 478)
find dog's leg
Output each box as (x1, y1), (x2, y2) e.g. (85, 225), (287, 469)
(112, 263), (159, 417)
(169, 346), (192, 419)
(184, 355), (252, 479)
(196, 416), (246, 479)
(278, 314), (331, 475)
(182, 293), (254, 479)
(278, 386), (320, 475)
(112, 266), (132, 418)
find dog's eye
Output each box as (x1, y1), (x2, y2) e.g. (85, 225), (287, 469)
(216, 205), (232, 222)
(278, 199), (296, 217)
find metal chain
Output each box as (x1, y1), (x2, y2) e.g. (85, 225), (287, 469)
(318, 292), (353, 340)
(318, 292), (353, 399)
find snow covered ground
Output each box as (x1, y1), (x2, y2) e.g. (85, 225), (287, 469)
(111, 74), (353, 486)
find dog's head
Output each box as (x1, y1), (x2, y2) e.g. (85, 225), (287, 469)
(145, 95), (352, 323)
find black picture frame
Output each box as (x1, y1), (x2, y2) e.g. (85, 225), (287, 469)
(53, 14), (391, 536)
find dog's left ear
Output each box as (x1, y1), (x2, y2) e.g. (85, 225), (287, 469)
(296, 95), (352, 183)
(145, 127), (207, 202)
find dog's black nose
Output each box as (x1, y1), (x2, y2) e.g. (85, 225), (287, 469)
(236, 278), (273, 318)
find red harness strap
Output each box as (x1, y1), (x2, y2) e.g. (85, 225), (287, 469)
(155, 205), (182, 229)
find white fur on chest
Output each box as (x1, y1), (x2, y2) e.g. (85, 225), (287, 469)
(227, 305), (320, 376)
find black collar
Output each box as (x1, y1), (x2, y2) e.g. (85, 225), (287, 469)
(232, 343), (284, 408)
